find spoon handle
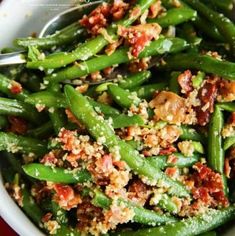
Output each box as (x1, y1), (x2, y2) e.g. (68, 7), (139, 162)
(0, 51), (26, 66)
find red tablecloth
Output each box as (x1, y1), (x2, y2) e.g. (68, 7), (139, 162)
(0, 218), (18, 236)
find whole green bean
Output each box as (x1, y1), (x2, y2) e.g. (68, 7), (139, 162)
(119, 71), (151, 89)
(0, 74), (29, 101)
(23, 163), (91, 184)
(65, 85), (190, 197)
(157, 53), (235, 79)
(218, 102), (235, 112)
(224, 136), (235, 150)
(0, 97), (45, 125)
(208, 105), (224, 173)
(146, 153), (200, 169)
(44, 37), (188, 83)
(27, 0), (156, 69)
(111, 114), (144, 129)
(116, 206), (235, 236)
(15, 22), (84, 49)
(0, 132), (47, 156)
(183, 0), (235, 56)
(130, 82), (167, 100)
(148, 7), (197, 27)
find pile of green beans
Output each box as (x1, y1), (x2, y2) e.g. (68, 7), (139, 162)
(1, 0), (235, 235)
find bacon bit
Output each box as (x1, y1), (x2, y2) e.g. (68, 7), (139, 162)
(105, 39), (123, 55)
(177, 70), (193, 95)
(80, 3), (110, 35)
(90, 71), (102, 82)
(128, 179), (149, 205)
(95, 154), (113, 176)
(145, 134), (159, 147)
(191, 162), (229, 207)
(159, 146), (177, 155)
(195, 77), (218, 126)
(8, 116), (27, 134)
(167, 154), (178, 164)
(148, 1), (163, 19)
(224, 158), (231, 178)
(75, 84), (89, 94)
(118, 23), (161, 57)
(149, 91), (191, 125)
(165, 167), (178, 178)
(113, 160), (126, 170)
(54, 184), (81, 210)
(41, 213), (53, 223)
(66, 153), (81, 168)
(217, 79), (235, 102)
(103, 66), (114, 76)
(129, 6), (141, 21)
(40, 152), (58, 166)
(128, 57), (150, 73)
(77, 200), (104, 231)
(10, 81), (22, 94)
(110, 0), (129, 21)
(58, 128), (77, 152)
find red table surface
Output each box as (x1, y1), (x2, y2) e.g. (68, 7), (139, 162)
(0, 218), (18, 236)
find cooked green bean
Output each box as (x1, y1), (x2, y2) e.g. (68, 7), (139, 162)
(111, 114), (144, 129)
(23, 163), (91, 184)
(224, 136), (235, 150)
(208, 105), (224, 173)
(218, 102), (235, 112)
(44, 37), (188, 83)
(180, 125), (206, 143)
(27, 121), (54, 138)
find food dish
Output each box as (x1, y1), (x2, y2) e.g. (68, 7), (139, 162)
(0, 0), (235, 235)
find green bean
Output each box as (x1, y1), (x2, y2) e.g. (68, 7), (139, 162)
(27, 0), (156, 69)
(146, 153), (200, 169)
(130, 82), (168, 100)
(0, 74), (29, 101)
(155, 193), (179, 213)
(23, 163), (91, 184)
(21, 185), (44, 226)
(208, 105), (224, 173)
(224, 136), (235, 150)
(203, 0), (233, 12)
(44, 37), (188, 83)
(192, 71), (205, 89)
(169, 72), (181, 94)
(199, 231), (216, 236)
(51, 201), (68, 224)
(116, 206), (235, 236)
(180, 125), (206, 143)
(1, 47), (18, 53)
(25, 91), (67, 108)
(111, 114), (144, 129)
(49, 108), (67, 134)
(0, 115), (8, 129)
(218, 102), (235, 112)
(0, 97), (45, 124)
(108, 84), (139, 109)
(92, 189), (177, 225)
(15, 22), (84, 49)
(183, 0), (235, 56)
(119, 71), (151, 89)
(148, 7), (197, 27)
(0, 132), (47, 156)
(157, 53), (235, 79)
(27, 121), (54, 138)
(88, 98), (120, 116)
(65, 85), (190, 197)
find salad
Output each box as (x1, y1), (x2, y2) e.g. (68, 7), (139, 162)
(1, 0), (235, 235)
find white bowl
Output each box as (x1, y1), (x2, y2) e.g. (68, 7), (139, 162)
(0, 1), (235, 235)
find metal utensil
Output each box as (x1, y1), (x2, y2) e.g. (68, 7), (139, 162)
(0, 1), (101, 66)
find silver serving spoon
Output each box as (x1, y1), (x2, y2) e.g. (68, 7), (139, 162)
(0, 1), (101, 66)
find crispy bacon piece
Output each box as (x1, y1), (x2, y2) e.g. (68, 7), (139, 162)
(165, 167), (178, 178)
(58, 128), (78, 152)
(217, 80), (235, 102)
(128, 58), (150, 73)
(110, 0), (129, 21)
(53, 184), (81, 210)
(195, 78), (218, 126)
(40, 152), (58, 166)
(10, 81), (23, 94)
(148, 0), (163, 19)
(191, 163), (229, 207)
(159, 146), (177, 155)
(8, 116), (27, 134)
(118, 23), (161, 57)
(177, 70), (193, 95)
